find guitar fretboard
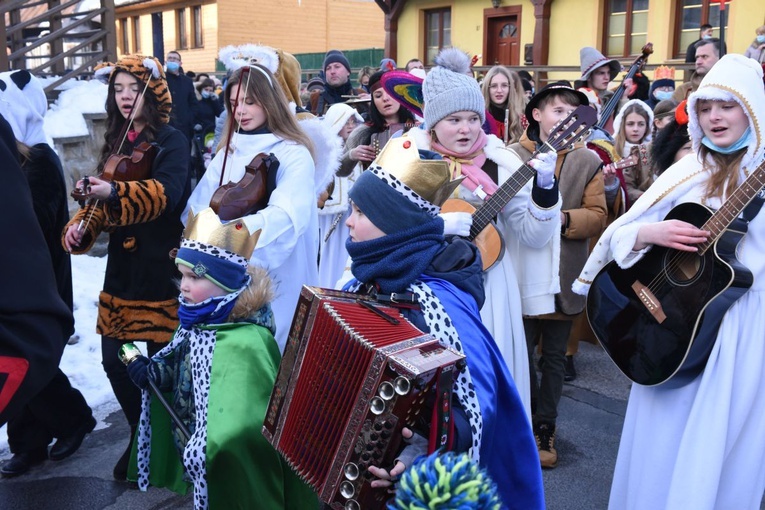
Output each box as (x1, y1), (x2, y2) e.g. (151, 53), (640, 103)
(699, 160), (765, 253)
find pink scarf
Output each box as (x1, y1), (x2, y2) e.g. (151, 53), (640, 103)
(431, 130), (498, 197)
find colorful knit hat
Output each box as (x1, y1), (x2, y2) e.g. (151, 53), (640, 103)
(390, 451), (502, 510)
(94, 55), (172, 123)
(422, 48), (485, 128)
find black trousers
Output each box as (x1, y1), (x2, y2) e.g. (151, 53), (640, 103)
(101, 336), (161, 427)
(7, 369), (92, 453)
(524, 317), (574, 426)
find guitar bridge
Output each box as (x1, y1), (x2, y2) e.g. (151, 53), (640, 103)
(631, 280), (667, 324)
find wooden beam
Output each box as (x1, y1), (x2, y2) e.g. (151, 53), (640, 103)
(382, 0), (406, 61)
(531, 0), (553, 85)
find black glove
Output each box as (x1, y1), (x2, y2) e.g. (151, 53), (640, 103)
(126, 355), (152, 390)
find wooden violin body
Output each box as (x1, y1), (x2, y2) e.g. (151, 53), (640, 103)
(210, 152), (279, 221)
(71, 141), (156, 201)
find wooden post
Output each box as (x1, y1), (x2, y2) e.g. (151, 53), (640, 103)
(103, 0), (117, 62)
(531, 0), (554, 86)
(376, 0), (407, 61)
(49, 0), (65, 75)
(0, 15), (8, 71)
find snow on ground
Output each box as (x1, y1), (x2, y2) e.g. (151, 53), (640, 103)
(0, 254), (125, 457)
(43, 79), (107, 139)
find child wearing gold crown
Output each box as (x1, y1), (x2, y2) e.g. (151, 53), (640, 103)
(342, 137), (544, 510)
(125, 208), (317, 510)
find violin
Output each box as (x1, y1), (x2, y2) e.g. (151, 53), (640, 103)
(596, 43), (654, 130)
(209, 64), (279, 221)
(71, 142), (156, 202)
(209, 152), (278, 221)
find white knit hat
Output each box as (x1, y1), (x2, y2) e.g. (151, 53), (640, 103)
(579, 47), (622, 82)
(422, 48), (485, 129)
(323, 103), (363, 137)
(613, 98), (655, 144)
(687, 53), (765, 171)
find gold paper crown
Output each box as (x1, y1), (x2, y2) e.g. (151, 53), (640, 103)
(654, 66), (675, 81)
(182, 208), (261, 259)
(373, 136), (463, 206)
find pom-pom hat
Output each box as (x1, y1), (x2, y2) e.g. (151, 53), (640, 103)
(687, 53), (765, 170)
(423, 48), (485, 129)
(579, 47), (622, 82)
(94, 55), (172, 123)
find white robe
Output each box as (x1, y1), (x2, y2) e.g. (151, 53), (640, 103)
(184, 132), (318, 352)
(411, 129), (562, 419)
(602, 157), (765, 510)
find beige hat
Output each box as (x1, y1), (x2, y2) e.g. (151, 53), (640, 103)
(579, 47), (622, 82)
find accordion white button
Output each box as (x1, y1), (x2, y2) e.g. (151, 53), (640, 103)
(378, 382), (395, 400)
(370, 397), (386, 415)
(394, 376), (411, 395)
(340, 481), (355, 498)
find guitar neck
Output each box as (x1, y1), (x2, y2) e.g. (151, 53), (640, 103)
(468, 146), (552, 240)
(699, 161), (765, 253)
(595, 64), (641, 130)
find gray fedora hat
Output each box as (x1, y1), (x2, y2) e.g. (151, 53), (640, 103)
(579, 47), (622, 82)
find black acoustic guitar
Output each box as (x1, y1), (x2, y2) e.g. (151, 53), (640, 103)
(587, 160), (765, 386)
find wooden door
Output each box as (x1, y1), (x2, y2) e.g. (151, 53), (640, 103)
(484, 7), (522, 66)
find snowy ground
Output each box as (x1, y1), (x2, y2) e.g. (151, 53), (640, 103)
(0, 254), (123, 457)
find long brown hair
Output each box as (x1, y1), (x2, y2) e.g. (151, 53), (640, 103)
(698, 145), (747, 201)
(99, 70), (164, 169)
(481, 66), (526, 144)
(218, 64), (315, 157)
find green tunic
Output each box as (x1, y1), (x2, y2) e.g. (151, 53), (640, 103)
(129, 322), (318, 510)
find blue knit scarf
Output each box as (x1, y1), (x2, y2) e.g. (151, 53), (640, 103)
(345, 218), (445, 293)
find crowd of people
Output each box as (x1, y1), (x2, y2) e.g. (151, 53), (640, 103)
(2, 28), (765, 510)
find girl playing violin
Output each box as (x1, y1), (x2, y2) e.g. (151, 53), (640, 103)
(184, 62), (318, 353)
(62, 55), (191, 480)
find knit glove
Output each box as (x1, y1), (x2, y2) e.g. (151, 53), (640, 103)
(395, 431), (429, 471)
(126, 355), (153, 390)
(529, 151), (557, 189)
(439, 212), (473, 237)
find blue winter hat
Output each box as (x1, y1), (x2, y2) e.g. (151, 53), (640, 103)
(176, 239), (249, 293)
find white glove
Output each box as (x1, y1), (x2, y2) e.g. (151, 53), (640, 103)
(529, 151), (557, 189)
(439, 212), (473, 237)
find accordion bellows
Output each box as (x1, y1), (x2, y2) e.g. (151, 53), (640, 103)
(263, 287), (465, 510)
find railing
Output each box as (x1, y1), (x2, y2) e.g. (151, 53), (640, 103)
(0, 0), (117, 94)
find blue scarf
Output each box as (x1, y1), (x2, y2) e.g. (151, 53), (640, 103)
(177, 294), (239, 329)
(701, 126), (752, 154)
(345, 219), (445, 293)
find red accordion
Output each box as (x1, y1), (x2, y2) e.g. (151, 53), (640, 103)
(263, 286), (465, 510)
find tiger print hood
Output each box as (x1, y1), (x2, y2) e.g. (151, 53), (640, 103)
(94, 55), (172, 124)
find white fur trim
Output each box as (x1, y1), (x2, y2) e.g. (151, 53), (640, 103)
(142, 58), (160, 79)
(299, 116), (342, 196)
(613, 99), (654, 144)
(94, 65), (113, 83)
(218, 44), (278, 73)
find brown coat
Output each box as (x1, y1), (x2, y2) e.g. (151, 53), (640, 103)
(511, 134), (607, 316)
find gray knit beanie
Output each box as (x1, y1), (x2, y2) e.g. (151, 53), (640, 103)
(423, 48), (485, 129)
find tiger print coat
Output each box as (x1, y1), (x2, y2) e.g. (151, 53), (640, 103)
(63, 124), (190, 343)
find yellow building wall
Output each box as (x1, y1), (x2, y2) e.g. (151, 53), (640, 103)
(396, 0), (535, 66)
(398, 0), (764, 79)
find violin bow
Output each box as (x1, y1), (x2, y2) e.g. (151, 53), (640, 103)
(218, 62), (254, 188)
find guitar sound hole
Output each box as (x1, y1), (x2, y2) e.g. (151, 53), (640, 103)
(662, 251), (704, 286)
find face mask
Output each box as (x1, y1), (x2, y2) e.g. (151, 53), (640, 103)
(201, 91), (212, 99)
(701, 126), (752, 155)
(757, 35), (765, 44)
(166, 61), (180, 73)
(702, 34), (713, 40)
(654, 90), (674, 101)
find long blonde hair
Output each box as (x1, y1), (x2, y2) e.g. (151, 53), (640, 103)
(481, 66), (526, 143)
(698, 145), (747, 201)
(217, 64), (315, 157)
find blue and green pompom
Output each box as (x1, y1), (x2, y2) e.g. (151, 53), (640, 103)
(389, 451), (502, 510)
